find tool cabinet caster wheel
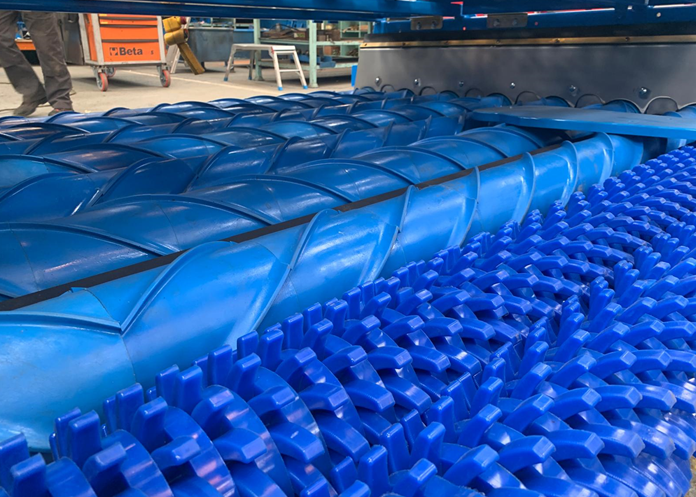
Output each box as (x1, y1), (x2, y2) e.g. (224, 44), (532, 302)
(159, 68), (171, 88)
(105, 67), (116, 78)
(96, 72), (108, 92)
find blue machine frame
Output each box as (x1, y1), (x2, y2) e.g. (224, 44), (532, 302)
(4, 0), (696, 26)
(375, 5), (696, 33)
(0, 0), (459, 20)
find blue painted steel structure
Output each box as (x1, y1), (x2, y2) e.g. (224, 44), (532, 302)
(3, 143), (696, 497)
(0, 0), (461, 20)
(6, 0), (696, 25)
(374, 4), (696, 33)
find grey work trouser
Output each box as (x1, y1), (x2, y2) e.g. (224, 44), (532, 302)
(0, 11), (72, 108)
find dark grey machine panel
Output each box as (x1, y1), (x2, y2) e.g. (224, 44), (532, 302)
(356, 38), (696, 113)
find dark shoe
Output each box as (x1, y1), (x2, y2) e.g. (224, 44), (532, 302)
(14, 95), (48, 117)
(48, 108), (74, 116)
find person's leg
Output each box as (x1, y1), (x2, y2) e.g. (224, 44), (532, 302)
(0, 10), (47, 114)
(22, 11), (72, 110)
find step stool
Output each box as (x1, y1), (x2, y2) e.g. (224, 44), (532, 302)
(224, 43), (308, 91)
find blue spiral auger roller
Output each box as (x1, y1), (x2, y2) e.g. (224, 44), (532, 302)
(0, 93), (660, 227)
(4, 144), (696, 496)
(0, 89), (463, 132)
(0, 92), (496, 209)
(0, 113), (468, 223)
(0, 90), (494, 154)
(0, 87), (647, 138)
(0, 91), (656, 207)
(0, 126), (642, 300)
(0, 91), (654, 169)
(0, 93), (527, 231)
(0, 95), (520, 226)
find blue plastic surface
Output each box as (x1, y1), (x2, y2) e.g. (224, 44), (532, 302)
(4, 143), (696, 497)
(0, 129), (554, 299)
(3, 88), (696, 497)
(0, 90), (500, 224)
(0, 129), (639, 301)
(472, 106), (696, 140)
(0, 127), (645, 447)
(0, 92), (656, 301)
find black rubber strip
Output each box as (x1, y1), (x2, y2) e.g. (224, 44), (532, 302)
(0, 143), (560, 311)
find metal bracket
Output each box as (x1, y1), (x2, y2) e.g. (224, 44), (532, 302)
(410, 16), (444, 30)
(486, 13), (528, 29)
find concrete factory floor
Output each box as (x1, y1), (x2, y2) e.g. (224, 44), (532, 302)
(0, 62), (353, 116)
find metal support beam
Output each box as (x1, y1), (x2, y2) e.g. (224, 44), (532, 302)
(309, 20), (318, 88)
(253, 19), (263, 81)
(454, 0), (685, 14)
(0, 0), (459, 19)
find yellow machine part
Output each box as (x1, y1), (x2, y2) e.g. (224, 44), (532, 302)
(163, 16), (205, 75)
